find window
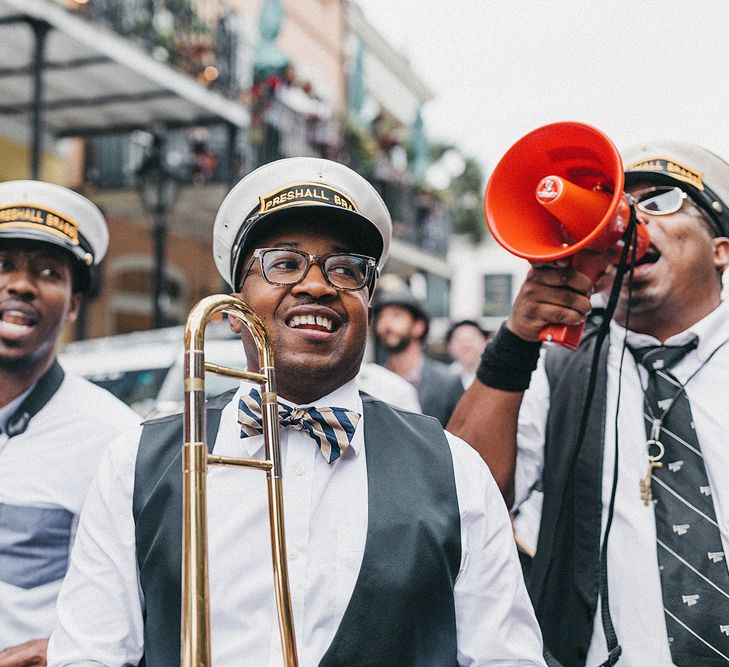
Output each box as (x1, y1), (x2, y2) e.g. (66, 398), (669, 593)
(425, 275), (450, 319)
(114, 269), (153, 294)
(483, 274), (513, 317)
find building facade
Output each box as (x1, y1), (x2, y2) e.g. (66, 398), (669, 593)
(0, 0), (455, 341)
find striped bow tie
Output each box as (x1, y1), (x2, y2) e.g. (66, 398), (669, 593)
(238, 388), (360, 463)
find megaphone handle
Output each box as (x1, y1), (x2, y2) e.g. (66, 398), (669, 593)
(538, 250), (612, 350)
(539, 321), (585, 350)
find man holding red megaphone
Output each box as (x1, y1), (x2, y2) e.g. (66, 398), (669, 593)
(449, 126), (729, 667)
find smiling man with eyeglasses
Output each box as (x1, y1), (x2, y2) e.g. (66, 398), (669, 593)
(450, 141), (729, 667)
(47, 157), (545, 667)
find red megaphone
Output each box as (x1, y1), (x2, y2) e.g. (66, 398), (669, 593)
(484, 121), (650, 349)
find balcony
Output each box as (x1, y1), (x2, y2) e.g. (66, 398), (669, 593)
(64, 0), (239, 97)
(339, 121), (451, 261)
(85, 127), (235, 189)
(84, 92), (340, 193)
(61, 0), (450, 261)
(373, 176), (450, 259)
(248, 78), (340, 166)
(84, 117), (449, 266)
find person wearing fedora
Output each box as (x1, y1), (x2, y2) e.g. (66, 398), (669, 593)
(47, 157), (545, 666)
(449, 142), (729, 666)
(374, 289), (464, 426)
(0, 181), (139, 667)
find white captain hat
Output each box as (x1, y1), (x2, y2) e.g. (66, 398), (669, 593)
(622, 141), (729, 237)
(213, 157), (392, 289)
(0, 180), (109, 292)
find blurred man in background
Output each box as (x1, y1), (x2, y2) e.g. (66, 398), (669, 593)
(446, 319), (491, 389)
(374, 288), (463, 425)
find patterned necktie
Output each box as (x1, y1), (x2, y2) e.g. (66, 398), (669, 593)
(238, 388), (360, 464)
(631, 339), (729, 664)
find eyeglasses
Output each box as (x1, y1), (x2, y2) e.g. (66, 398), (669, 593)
(633, 185), (688, 216)
(242, 248), (376, 291)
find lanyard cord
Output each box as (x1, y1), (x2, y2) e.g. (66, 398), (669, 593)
(549, 206), (640, 667)
(595, 211), (641, 667)
(634, 336), (729, 429)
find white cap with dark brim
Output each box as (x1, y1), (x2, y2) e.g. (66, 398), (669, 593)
(0, 180), (109, 291)
(213, 157), (392, 289)
(622, 142), (729, 237)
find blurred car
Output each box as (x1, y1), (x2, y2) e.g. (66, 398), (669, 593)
(59, 322), (421, 418)
(58, 325), (187, 417)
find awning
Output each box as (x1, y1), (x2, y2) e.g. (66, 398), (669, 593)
(0, 0), (248, 154)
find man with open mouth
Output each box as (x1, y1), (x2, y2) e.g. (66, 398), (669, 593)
(47, 157), (546, 666)
(450, 143), (729, 666)
(0, 181), (139, 666)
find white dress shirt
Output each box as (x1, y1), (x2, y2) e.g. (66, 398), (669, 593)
(48, 377), (545, 666)
(0, 372), (140, 649)
(514, 301), (729, 667)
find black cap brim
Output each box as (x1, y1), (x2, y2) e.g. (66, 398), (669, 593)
(625, 170), (729, 237)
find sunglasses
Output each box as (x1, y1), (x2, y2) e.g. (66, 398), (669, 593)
(633, 186), (688, 216)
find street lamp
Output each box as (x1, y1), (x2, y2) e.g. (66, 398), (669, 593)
(135, 134), (179, 329)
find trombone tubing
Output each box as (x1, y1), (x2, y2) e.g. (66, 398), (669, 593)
(181, 294), (297, 666)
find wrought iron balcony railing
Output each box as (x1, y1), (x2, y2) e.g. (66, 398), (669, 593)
(66, 0), (239, 96)
(66, 2), (451, 257)
(84, 126), (235, 189)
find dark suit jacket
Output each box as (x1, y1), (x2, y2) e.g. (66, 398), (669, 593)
(418, 357), (464, 426)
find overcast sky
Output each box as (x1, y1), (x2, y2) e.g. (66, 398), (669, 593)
(359, 1), (729, 177)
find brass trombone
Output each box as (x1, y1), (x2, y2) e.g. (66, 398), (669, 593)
(182, 294), (298, 666)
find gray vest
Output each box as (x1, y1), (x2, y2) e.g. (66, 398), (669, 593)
(132, 391), (461, 666)
(529, 332), (608, 667)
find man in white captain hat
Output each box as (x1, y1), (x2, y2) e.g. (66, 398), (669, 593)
(0, 181), (139, 667)
(48, 157), (545, 666)
(450, 140), (729, 666)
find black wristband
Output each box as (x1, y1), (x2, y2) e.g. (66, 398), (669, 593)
(475, 323), (541, 392)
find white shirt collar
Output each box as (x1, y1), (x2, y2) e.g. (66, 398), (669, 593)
(233, 376), (364, 458)
(0, 384), (34, 435)
(610, 300), (729, 361)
